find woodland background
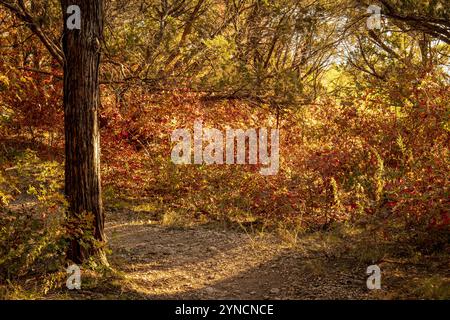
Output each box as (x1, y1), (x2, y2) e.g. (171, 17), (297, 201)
(0, 0), (449, 299)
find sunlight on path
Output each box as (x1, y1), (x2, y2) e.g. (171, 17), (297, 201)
(106, 220), (281, 298)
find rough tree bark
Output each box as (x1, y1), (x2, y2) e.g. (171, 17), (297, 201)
(60, 0), (106, 264)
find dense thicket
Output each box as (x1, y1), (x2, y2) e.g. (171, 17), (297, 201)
(0, 0), (448, 289)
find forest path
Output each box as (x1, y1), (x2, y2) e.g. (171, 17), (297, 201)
(6, 197), (447, 299)
(3, 194), (376, 299)
(104, 211), (374, 300)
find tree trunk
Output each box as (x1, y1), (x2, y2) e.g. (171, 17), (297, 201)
(60, 0), (106, 264)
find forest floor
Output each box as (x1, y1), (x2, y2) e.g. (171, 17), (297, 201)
(2, 190), (449, 300)
(41, 207), (449, 300)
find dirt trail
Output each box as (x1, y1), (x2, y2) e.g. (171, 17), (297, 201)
(105, 212), (374, 300)
(3, 196), (376, 299)
(6, 196), (448, 300)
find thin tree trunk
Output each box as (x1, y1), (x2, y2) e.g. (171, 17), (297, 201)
(60, 0), (106, 264)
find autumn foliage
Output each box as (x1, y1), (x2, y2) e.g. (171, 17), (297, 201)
(0, 0), (449, 298)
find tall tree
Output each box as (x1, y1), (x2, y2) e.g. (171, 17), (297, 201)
(60, 0), (106, 264)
